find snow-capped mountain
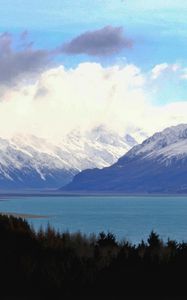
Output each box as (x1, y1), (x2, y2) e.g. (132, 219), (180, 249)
(62, 124), (187, 194)
(0, 126), (146, 189)
(126, 124), (187, 161)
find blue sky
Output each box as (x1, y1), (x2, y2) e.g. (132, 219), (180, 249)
(0, 1), (187, 139)
(1, 0), (187, 67)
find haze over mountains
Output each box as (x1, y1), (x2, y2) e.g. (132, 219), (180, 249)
(0, 126), (146, 189)
(63, 124), (187, 194)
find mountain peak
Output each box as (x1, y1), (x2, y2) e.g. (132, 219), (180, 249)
(144, 124), (187, 146)
(62, 124), (187, 193)
(0, 126), (145, 189)
(125, 124), (187, 161)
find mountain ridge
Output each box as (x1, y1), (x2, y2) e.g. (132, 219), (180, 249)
(0, 126), (145, 189)
(62, 124), (187, 194)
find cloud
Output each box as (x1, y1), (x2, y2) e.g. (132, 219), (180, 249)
(0, 62), (187, 142)
(151, 63), (180, 80)
(60, 26), (132, 56)
(0, 27), (132, 88)
(0, 32), (51, 87)
(0, 62), (147, 139)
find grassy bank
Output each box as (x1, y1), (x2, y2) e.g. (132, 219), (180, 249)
(0, 214), (186, 299)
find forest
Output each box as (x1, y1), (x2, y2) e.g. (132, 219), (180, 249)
(0, 214), (186, 299)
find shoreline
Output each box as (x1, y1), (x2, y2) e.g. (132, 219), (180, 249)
(0, 212), (48, 219)
(0, 191), (187, 198)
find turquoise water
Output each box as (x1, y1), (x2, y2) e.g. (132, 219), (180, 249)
(0, 195), (187, 244)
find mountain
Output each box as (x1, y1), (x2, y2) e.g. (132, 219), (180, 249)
(62, 124), (187, 194)
(0, 135), (75, 189)
(0, 126), (145, 189)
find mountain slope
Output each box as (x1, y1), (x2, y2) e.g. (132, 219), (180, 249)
(62, 124), (187, 194)
(0, 126), (144, 189)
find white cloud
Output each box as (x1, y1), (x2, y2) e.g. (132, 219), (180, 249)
(151, 63), (180, 80)
(0, 62), (187, 142)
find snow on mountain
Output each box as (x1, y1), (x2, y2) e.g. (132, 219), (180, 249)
(62, 124), (187, 194)
(58, 126), (145, 170)
(122, 124), (187, 162)
(0, 126), (146, 189)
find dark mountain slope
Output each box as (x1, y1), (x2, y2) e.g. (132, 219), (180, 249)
(62, 124), (187, 193)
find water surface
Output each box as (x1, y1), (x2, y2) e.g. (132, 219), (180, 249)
(0, 195), (187, 244)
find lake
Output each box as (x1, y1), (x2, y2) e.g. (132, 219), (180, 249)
(0, 195), (187, 244)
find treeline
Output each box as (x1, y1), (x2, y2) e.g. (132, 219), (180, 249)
(0, 215), (186, 299)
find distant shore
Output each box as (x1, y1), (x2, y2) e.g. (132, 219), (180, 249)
(0, 212), (48, 219)
(0, 190), (187, 197)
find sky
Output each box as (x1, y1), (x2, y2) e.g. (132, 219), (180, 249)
(0, 0), (187, 140)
